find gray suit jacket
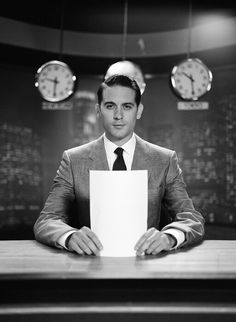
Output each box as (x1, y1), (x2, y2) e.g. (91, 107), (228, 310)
(34, 134), (204, 248)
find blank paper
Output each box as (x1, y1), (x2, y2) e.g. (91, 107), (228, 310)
(90, 170), (147, 257)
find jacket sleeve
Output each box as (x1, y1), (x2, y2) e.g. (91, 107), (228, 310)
(161, 151), (205, 247)
(34, 151), (77, 248)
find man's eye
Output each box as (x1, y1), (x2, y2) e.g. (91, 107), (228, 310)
(123, 105), (132, 110)
(105, 104), (114, 110)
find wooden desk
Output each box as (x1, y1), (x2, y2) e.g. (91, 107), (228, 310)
(0, 240), (236, 322)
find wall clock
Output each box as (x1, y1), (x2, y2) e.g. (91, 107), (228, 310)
(170, 58), (212, 101)
(35, 60), (76, 102)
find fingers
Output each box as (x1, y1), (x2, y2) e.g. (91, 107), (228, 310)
(67, 227), (103, 256)
(146, 234), (172, 254)
(135, 228), (169, 256)
(145, 238), (162, 255)
(67, 232), (91, 255)
(81, 226), (103, 251)
(134, 228), (156, 254)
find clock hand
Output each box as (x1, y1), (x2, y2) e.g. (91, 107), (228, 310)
(45, 77), (55, 82)
(181, 71), (194, 82)
(52, 77), (59, 97)
(189, 73), (195, 83)
(188, 74), (195, 95)
(45, 77), (60, 84)
(181, 72), (195, 95)
(190, 80), (195, 95)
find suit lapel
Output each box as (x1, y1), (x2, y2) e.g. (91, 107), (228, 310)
(132, 134), (167, 186)
(132, 135), (152, 171)
(87, 135), (109, 170)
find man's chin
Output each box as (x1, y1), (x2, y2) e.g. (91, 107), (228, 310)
(107, 131), (133, 144)
(110, 128), (126, 137)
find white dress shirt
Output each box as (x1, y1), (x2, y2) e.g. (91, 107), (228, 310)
(103, 133), (136, 170)
(57, 133), (185, 250)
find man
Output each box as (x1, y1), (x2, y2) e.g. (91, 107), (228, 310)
(34, 75), (204, 256)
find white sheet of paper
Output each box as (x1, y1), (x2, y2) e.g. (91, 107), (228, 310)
(90, 170), (147, 257)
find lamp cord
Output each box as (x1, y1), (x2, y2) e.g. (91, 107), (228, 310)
(122, 0), (128, 60)
(187, 0), (192, 59)
(59, 0), (65, 61)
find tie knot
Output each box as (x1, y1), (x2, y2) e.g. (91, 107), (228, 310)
(114, 147), (124, 157)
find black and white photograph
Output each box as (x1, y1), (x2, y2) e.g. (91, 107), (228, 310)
(0, 1), (236, 321)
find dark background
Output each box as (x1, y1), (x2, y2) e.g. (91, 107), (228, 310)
(0, 0), (236, 240)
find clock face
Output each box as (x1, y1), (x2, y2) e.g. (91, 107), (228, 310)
(170, 58), (212, 101)
(35, 60), (76, 102)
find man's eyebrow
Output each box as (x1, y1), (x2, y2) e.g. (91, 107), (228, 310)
(103, 101), (135, 105)
(123, 102), (135, 105)
(104, 101), (115, 105)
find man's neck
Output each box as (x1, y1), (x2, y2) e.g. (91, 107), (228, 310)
(105, 133), (134, 147)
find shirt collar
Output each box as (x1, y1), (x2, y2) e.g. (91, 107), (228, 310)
(103, 133), (136, 155)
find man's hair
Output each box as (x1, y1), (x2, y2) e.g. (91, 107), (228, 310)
(97, 74), (141, 106)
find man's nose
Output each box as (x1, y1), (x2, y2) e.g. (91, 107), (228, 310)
(113, 106), (123, 119)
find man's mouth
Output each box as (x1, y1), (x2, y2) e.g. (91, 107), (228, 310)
(113, 124), (125, 128)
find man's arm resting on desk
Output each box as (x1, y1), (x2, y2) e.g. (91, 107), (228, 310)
(34, 150), (77, 247)
(134, 227), (185, 256)
(58, 227), (103, 255)
(162, 151), (205, 247)
(163, 228), (185, 248)
(57, 230), (78, 249)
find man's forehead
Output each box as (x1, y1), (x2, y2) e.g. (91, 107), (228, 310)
(102, 85), (136, 102)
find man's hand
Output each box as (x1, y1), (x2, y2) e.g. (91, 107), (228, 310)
(66, 226), (103, 255)
(134, 227), (176, 256)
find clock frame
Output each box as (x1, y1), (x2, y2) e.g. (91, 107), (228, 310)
(170, 58), (212, 101)
(35, 60), (76, 102)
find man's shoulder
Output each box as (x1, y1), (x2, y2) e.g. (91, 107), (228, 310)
(136, 135), (174, 158)
(64, 136), (103, 158)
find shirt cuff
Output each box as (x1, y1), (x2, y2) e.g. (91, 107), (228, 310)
(57, 230), (77, 249)
(162, 228), (185, 249)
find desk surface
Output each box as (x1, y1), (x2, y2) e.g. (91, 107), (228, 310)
(0, 240), (236, 280)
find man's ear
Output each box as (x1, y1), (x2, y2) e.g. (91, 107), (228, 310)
(136, 103), (144, 120)
(95, 103), (101, 118)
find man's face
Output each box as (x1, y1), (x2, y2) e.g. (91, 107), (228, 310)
(96, 85), (143, 146)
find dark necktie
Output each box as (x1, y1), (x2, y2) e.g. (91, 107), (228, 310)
(112, 147), (127, 170)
